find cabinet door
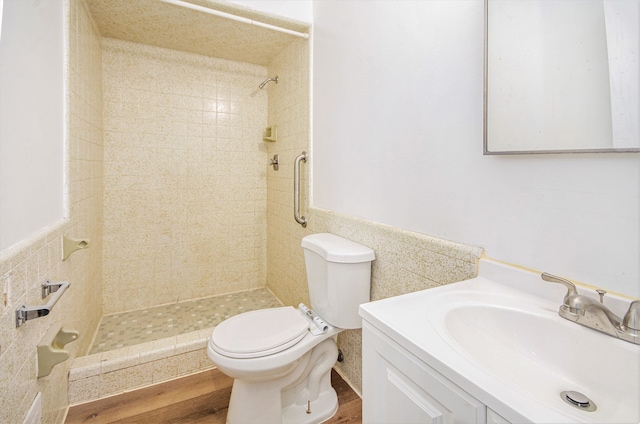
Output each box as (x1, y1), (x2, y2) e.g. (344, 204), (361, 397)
(362, 322), (485, 424)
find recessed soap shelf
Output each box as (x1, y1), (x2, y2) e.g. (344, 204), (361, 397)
(263, 126), (277, 142)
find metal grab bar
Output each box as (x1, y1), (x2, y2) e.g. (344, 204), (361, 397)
(294, 151), (308, 227)
(16, 280), (70, 328)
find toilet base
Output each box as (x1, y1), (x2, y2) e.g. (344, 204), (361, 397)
(281, 385), (338, 424)
(224, 338), (339, 424)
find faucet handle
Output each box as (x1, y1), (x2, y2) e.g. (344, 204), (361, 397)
(541, 273), (578, 303)
(622, 300), (640, 331)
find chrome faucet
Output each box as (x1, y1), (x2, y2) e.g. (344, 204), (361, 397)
(542, 273), (639, 345)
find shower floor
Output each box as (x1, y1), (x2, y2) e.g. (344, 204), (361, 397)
(89, 287), (282, 354)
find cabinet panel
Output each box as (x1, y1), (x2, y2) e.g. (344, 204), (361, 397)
(363, 322), (486, 424)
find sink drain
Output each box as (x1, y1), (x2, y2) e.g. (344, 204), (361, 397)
(560, 391), (597, 412)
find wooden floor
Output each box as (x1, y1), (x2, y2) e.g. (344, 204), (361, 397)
(65, 368), (362, 424)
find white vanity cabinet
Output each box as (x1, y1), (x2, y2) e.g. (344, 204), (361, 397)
(362, 321), (488, 424)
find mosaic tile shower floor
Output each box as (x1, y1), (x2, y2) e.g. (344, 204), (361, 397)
(89, 288), (282, 354)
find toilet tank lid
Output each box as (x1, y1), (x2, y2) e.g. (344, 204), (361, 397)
(301, 233), (375, 263)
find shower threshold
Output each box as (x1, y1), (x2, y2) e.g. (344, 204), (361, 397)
(69, 287), (282, 405)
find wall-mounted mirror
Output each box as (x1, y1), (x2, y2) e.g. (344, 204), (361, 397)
(484, 0), (639, 154)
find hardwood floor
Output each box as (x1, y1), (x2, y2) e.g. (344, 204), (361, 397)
(65, 368), (362, 424)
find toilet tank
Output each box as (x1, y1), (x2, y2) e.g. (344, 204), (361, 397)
(301, 233), (375, 329)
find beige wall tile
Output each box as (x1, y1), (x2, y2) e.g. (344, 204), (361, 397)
(265, 38), (312, 309)
(101, 39), (269, 314)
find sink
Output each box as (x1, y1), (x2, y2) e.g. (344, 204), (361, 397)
(437, 293), (639, 423)
(359, 259), (640, 423)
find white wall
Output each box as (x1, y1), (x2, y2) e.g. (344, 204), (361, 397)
(0, 0), (65, 251)
(312, 0), (639, 297)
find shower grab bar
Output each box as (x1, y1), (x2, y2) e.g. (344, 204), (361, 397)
(294, 151), (308, 228)
(15, 280), (70, 328)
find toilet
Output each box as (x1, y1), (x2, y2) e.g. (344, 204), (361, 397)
(207, 233), (375, 424)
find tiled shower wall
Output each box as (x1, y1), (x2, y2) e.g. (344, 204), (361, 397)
(265, 38), (312, 307)
(0, 0), (104, 422)
(101, 39), (269, 314)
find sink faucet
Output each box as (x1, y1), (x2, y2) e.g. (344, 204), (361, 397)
(542, 273), (639, 345)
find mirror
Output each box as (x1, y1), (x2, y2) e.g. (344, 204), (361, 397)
(484, 0), (639, 154)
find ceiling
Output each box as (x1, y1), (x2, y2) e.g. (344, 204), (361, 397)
(84, 0), (310, 66)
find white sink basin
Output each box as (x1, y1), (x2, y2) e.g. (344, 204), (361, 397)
(359, 259), (640, 423)
(438, 292), (639, 423)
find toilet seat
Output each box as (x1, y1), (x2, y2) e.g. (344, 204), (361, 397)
(211, 306), (310, 359)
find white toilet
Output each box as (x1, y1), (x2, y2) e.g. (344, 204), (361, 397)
(207, 233), (375, 424)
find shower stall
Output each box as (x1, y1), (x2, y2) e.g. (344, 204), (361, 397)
(68, 0), (312, 404)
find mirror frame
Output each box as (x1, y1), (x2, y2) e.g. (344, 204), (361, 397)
(483, 0), (640, 155)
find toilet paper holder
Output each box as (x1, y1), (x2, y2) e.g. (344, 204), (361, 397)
(37, 324), (79, 377)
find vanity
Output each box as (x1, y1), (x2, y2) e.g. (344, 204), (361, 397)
(359, 259), (640, 423)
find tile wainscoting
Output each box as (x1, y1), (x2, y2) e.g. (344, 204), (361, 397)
(310, 207), (483, 394)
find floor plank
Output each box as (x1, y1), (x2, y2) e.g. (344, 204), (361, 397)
(66, 368), (361, 424)
(325, 372), (362, 424)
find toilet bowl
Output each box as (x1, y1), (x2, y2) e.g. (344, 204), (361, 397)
(207, 307), (341, 424)
(207, 233), (375, 424)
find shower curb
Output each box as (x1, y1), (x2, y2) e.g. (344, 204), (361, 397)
(68, 328), (214, 405)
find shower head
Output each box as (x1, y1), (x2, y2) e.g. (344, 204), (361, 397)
(259, 76), (278, 89)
